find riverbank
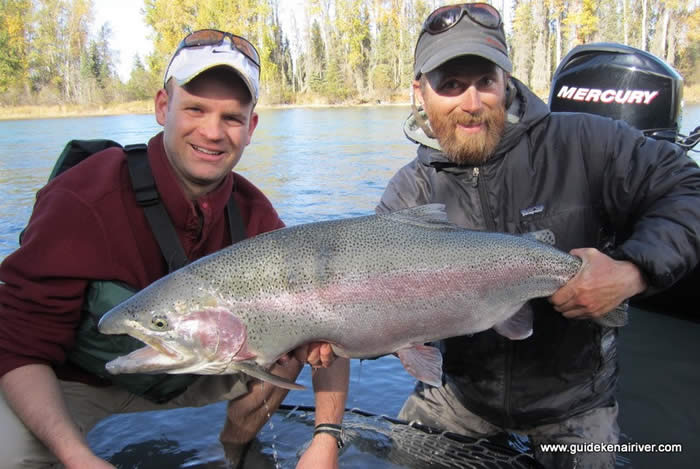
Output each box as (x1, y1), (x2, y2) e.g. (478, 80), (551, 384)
(0, 101), (155, 121)
(2, 84), (699, 121)
(0, 97), (410, 121)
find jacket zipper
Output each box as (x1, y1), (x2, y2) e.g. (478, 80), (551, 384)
(473, 167), (497, 231)
(474, 165), (512, 423)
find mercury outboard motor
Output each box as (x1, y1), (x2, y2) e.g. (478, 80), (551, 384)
(550, 43), (699, 316)
(549, 42), (686, 142)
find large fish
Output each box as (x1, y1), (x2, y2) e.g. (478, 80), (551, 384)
(98, 204), (625, 389)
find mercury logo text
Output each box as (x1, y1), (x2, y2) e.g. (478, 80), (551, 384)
(556, 86), (659, 105)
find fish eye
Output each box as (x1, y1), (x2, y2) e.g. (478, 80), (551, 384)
(151, 316), (168, 330)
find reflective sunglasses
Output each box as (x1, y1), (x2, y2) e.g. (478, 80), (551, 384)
(422, 3), (502, 35)
(175, 29), (260, 67)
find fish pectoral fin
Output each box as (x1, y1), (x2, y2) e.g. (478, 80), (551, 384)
(493, 304), (533, 340)
(232, 361), (306, 391)
(395, 344), (443, 387)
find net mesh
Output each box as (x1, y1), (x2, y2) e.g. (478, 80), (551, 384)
(276, 405), (544, 469)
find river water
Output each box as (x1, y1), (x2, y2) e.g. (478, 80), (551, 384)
(0, 105), (698, 468)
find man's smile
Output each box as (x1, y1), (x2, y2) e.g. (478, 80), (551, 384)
(457, 122), (485, 134)
(191, 144), (226, 159)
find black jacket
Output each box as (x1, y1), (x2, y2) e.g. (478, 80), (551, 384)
(377, 79), (700, 428)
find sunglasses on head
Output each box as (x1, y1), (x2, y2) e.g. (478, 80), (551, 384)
(175, 29), (260, 67)
(422, 3), (502, 35)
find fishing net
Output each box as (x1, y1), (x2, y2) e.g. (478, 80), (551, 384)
(274, 405), (544, 469)
(92, 402), (544, 468)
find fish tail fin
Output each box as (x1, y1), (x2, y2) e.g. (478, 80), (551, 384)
(594, 301), (630, 327)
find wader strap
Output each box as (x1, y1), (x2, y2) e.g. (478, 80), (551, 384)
(125, 144), (190, 272)
(124, 144), (247, 271)
(226, 195), (246, 243)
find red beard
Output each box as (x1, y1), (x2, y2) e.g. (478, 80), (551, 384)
(428, 104), (506, 165)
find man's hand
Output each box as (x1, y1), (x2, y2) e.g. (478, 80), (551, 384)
(222, 342), (338, 447)
(0, 364), (116, 469)
(220, 358), (304, 445)
(549, 248), (647, 320)
(287, 342), (336, 368)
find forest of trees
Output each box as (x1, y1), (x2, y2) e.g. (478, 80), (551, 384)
(1, 0), (698, 107)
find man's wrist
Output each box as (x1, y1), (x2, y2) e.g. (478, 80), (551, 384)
(312, 431), (342, 450)
(619, 259), (648, 296)
(313, 423), (344, 448)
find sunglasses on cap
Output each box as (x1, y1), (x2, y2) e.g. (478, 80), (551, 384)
(422, 3), (502, 35)
(175, 29), (260, 67)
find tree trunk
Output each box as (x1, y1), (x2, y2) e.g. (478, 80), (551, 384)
(641, 0), (648, 50)
(623, 0), (629, 44)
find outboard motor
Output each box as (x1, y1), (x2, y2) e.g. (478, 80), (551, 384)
(549, 42), (684, 141)
(550, 43), (699, 316)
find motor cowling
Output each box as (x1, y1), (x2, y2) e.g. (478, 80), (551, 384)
(549, 42), (683, 142)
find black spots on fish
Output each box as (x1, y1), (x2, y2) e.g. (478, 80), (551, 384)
(126, 307), (139, 321)
(200, 257), (231, 289)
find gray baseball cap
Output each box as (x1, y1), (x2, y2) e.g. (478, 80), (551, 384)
(414, 10), (512, 78)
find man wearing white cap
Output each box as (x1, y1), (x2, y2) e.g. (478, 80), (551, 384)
(378, 3), (700, 468)
(0, 30), (346, 469)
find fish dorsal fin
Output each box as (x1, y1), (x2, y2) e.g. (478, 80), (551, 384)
(493, 304), (534, 340)
(395, 344), (443, 387)
(382, 204), (458, 231)
(522, 229), (556, 245)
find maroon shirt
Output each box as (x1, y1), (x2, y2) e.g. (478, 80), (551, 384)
(0, 132), (284, 383)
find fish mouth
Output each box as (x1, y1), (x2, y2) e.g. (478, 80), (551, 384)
(104, 330), (194, 374)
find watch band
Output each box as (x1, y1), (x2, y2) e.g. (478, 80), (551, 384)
(313, 423), (344, 448)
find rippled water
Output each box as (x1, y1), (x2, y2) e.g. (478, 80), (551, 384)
(1, 105), (698, 468)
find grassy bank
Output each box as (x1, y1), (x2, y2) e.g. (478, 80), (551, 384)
(1, 85), (698, 121)
(0, 100), (154, 121)
(0, 98), (409, 121)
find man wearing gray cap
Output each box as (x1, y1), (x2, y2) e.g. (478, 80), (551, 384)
(0, 29), (346, 468)
(378, 3), (700, 468)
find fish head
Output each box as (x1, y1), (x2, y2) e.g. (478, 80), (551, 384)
(98, 274), (253, 375)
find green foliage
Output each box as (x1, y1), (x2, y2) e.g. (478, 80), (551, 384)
(578, 0), (599, 43)
(0, 0), (31, 95)
(511, 0), (535, 84)
(125, 56), (159, 101)
(322, 55), (350, 103)
(370, 63), (394, 96)
(2, 0), (699, 107)
(675, 8), (699, 85)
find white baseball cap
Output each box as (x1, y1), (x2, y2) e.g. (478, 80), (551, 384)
(164, 30), (260, 104)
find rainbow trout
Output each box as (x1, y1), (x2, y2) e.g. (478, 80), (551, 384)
(98, 204), (625, 389)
